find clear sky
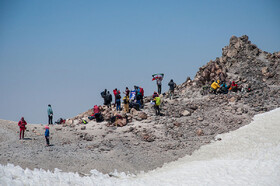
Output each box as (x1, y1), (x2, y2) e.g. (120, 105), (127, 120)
(0, 0), (280, 123)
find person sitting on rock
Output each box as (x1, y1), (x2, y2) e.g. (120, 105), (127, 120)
(230, 81), (238, 92)
(210, 80), (220, 94)
(153, 96), (161, 116)
(18, 117), (27, 140)
(220, 81), (228, 94)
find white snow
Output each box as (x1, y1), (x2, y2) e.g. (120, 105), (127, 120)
(1, 108), (280, 186)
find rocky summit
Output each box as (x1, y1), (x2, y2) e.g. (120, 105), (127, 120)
(67, 35), (279, 173)
(61, 35), (279, 173)
(1, 35), (279, 174)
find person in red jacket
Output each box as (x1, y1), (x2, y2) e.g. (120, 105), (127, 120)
(18, 117), (27, 140)
(93, 105), (100, 114)
(113, 88), (119, 104)
(231, 81), (238, 92)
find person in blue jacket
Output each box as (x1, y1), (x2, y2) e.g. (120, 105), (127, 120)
(45, 125), (50, 146)
(220, 81), (229, 94)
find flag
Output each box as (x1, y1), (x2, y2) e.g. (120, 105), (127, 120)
(152, 73), (164, 81)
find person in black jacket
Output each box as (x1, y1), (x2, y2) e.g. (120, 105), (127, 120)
(105, 91), (112, 108)
(168, 79), (176, 100)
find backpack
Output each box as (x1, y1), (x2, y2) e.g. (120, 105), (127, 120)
(140, 88), (144, 96)
(101, 91), (106, 98)
(116, 93), (121, 99)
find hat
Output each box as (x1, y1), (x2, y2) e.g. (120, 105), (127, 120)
(45, 126), (49, 129)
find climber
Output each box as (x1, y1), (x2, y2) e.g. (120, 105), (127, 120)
(18, 117), (27, 140)
(210, 80), (220, 94)
(168, 79), (176, 99)
(123, 95), (130, 113)
(152, 91), (159, 98)
(220, 81), (229, 94)
(153, 96), (161, 116)
(230, 81), (238, 92)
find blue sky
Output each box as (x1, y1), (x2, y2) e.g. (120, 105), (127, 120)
(0, 0), (280, 123)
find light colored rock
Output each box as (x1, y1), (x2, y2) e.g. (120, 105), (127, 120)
(115, 118), (127, 127)
(196, 129), (204, 136)
(197, 117), (204, 121)
(229, 97), (236, 102)
(130, 108), (138, 116)
(262, 67), (268, 75)
(138, 112), (148, 120)
(181, 110), (191, 116)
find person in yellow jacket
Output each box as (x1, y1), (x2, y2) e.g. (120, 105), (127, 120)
(211, 80), (220, 94)
(153, 96), (161, 116)
(123, 95), (130, 113)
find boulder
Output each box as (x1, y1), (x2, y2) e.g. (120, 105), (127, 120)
(138, 111), (148, 120)
(81, 126), (86, 130)
(130, 108), (138, 116)
(115, 118), (127, 127)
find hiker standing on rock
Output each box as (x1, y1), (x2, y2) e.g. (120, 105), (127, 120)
(113, 88), (119, 104)
(152, 73), (164, 95)
(123, 95), (130, 113)
(47, 104), (53, 125)
(45, 125), (50, 146)
(101, 89), (108, 105)
(157, 78), (162, 95)
(116, 90), (121, 111)
(153, 96), (161, 116)
(123, 87), (130, 97)
(168, 79), (176, 100)
(18, 117), (27, 140)
(105, 91), (112, 108)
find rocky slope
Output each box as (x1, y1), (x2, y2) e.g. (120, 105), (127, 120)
(1, 35), (279, 174)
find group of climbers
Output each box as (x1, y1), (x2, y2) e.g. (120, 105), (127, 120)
(17, 77), (177, 143)
(210, 80), (251, 94)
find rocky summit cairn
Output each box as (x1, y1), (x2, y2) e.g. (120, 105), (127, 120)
(192, 35), (279, 88)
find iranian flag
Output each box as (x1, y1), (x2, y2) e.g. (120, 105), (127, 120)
(152, 73), (164, 81)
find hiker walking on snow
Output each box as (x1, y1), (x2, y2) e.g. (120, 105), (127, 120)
(18, 117), (27, 140)
(47, 104), (53, 125)
(168, 79), (176, 100)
